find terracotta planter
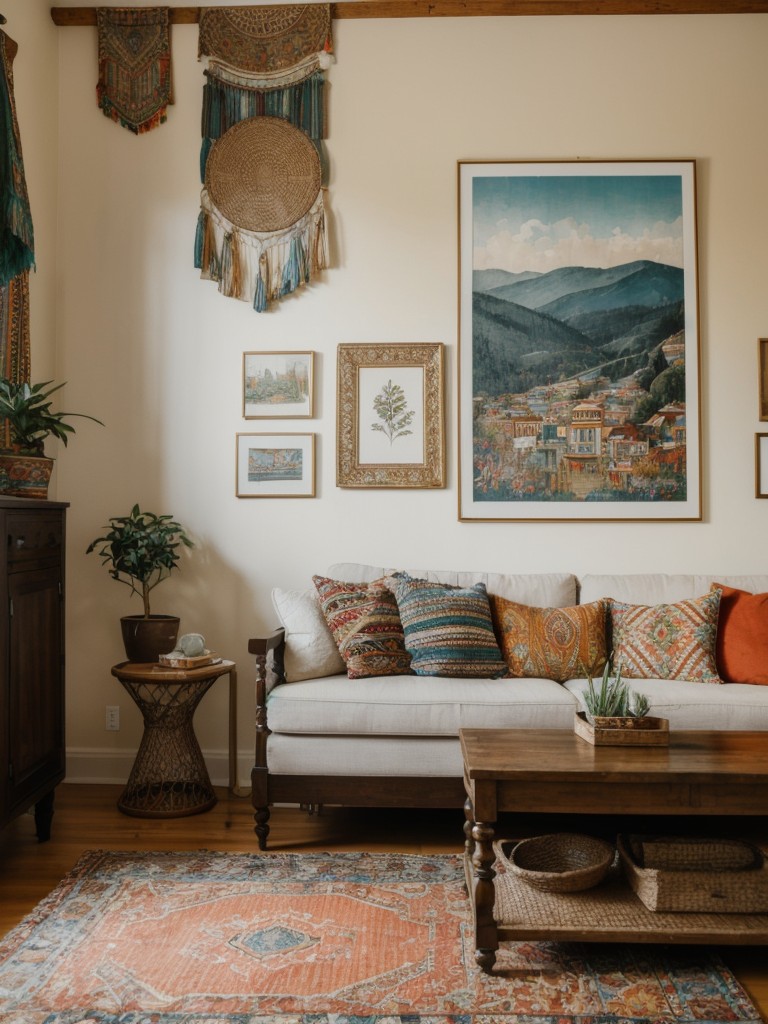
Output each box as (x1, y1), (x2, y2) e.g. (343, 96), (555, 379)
(120, 615), (180, 663)
(0, 451), (53, 499)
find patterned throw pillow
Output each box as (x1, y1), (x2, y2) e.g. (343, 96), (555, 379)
(490, 596), (608, 683)
(713, 583), (768, 685)
(610, 591), (723, 684)
(390, 576), (508, 678)
(312, 575), (412, 679)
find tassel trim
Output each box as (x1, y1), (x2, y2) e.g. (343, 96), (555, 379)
(195, 188), (328, 311)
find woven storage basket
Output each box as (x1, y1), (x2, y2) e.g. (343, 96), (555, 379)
(502, 833), (615, 893)
(618, 834), (768, 913)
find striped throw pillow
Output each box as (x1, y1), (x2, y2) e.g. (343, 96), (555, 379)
(312, 575), (412, 679)
(390, 576), (508, 678)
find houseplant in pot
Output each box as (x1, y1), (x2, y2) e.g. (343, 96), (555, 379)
(86, 504), (194, 662)
(0, 378), (103, 498)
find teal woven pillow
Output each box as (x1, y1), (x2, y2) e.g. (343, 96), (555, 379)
(391, 576), (508, 678)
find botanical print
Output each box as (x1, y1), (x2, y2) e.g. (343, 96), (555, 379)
(459, 160), (701, 521)
(371, 380), (415, 444)
(248, 446), (302, 482)
(357, 366), (425, 467)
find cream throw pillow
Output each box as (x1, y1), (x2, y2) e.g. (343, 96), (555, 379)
(271, 587), (346, 682)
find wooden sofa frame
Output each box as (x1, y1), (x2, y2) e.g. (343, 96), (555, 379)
(249, 630), (465, 849)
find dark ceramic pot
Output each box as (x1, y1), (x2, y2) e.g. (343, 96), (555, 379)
(120, 614), (180, 663)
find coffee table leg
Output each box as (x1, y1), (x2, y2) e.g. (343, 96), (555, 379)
(471, 819), (499, 973)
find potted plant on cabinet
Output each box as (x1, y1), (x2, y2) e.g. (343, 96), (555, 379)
(86, 504), (194, 662)
(0, 378), (103, 498)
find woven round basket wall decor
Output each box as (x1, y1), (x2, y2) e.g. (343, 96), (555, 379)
(205, 115), (321, 234)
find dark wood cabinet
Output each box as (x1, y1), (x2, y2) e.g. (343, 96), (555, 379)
(1, 498), (67, 840)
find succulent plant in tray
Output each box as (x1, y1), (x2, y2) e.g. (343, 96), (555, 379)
(583, 661), (651, 724)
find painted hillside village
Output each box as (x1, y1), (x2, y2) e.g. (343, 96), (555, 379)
(471, 259), (689, 504)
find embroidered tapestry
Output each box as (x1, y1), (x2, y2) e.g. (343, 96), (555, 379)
(0, 29), (32, 384)
(96, 7), (173, 134)
(195, 5), (333, 311)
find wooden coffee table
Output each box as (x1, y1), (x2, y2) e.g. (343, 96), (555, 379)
(461, 728), (768, 973)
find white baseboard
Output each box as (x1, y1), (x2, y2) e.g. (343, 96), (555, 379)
(64, 747), (253, 790)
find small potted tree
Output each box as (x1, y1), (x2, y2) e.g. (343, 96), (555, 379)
(0, 378), (103, 498)
(86, 504), (194, 662)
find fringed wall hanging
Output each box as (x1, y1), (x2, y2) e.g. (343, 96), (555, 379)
(96, 7), (173, 134)
(0, 27), (32, 382)
(195, 5), (333, 311)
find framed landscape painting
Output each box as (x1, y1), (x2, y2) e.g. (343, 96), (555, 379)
(236, 433), (315, 498)
(458, 159), (701, 522)
(243, 351), (314, 418)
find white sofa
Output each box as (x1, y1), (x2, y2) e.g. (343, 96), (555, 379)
(248, 564), (768, 848)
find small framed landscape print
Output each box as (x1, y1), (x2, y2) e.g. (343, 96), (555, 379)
(756, 434), (768, 498)
(243, 351), (314, 418)
(458, 159), (701, 522)
(236, 433), (316, 498)
(759, 339), (768, 421)
(336, 342), (445, 488)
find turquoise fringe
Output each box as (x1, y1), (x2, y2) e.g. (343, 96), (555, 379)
(201, 71), (326, 142)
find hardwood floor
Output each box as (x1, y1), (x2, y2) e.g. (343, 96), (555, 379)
(0, 783), (766, 1019)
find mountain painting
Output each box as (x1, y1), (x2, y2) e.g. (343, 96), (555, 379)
(458, 161), (701, 521)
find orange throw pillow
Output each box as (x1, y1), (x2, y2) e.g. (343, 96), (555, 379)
(713, 584), (768, 685)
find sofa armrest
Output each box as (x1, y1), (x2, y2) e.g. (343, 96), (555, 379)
(249, 628), (285, 772)
(248, 628), (286, 692)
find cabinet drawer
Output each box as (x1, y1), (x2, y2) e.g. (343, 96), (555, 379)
(6, 514), (64, 566)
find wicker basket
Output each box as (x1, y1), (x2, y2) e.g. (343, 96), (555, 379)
(502, 833), (615, 893)
(618, 834), (768, 913)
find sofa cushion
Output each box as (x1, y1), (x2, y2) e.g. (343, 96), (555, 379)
(390, 576), (508, 678)
(271, 587), (345, 681)
(328, 563), (578, 607)
(713, 583), (768, 685)
(491, 595), (608, 683)
(312, 574), (411, 679)
(610, 591), (722, 684)
(266, 675), (579, 736)
(579, 573), (768, 606)
(564, 676), (768, 731)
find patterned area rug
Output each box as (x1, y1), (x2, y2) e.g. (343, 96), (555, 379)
(0, 850), (761, 1024)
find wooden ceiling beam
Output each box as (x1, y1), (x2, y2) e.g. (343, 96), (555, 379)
(49, 1), (768, 27)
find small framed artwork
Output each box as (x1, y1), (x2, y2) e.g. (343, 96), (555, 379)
(756, 434), (768, 498)
(458, 159), (701, 522)
(243, 351), (314, 418)
(759, 339), (768, 421)
(236, 433), (316, 498)
(336, 342), (445, 488)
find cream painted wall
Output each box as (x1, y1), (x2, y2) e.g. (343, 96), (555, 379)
(39, 5), (768, 782)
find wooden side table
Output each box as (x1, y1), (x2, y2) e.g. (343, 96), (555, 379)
(111, 660), (236, 818)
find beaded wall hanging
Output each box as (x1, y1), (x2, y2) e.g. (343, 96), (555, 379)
(194, 5), (333, 311)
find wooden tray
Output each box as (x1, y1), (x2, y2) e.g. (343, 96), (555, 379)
(157, 651), (221, 669)
(574, 711), (669, 746)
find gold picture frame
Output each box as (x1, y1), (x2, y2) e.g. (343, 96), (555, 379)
(759, 339), (768, 422)
(756, 433), (768, 499)
(336, 342), (445, 488)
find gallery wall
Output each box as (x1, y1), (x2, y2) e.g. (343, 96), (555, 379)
(14, 1), (768, 783)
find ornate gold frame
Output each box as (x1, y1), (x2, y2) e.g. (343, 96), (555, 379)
(336, 342), (445, 488)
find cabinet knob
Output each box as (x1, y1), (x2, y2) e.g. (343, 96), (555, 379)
(15, 535), (24, 549)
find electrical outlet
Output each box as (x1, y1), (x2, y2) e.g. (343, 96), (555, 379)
(105, 705), (120, 731)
